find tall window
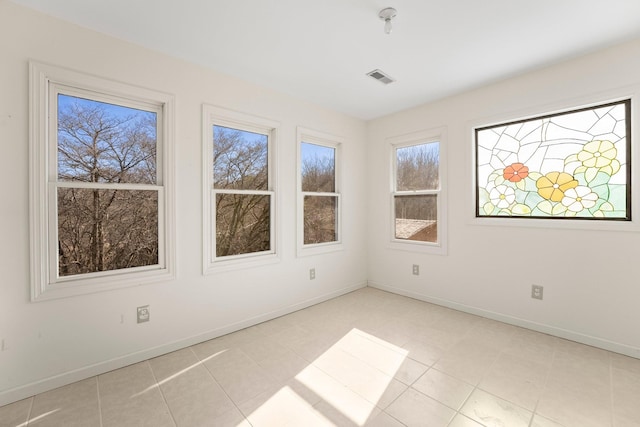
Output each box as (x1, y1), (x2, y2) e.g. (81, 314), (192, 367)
(30, 62), (175, 300)
(393, 141), (440, 244)
(214, 126), (271, 257)
(203, 106), (278, 271)
(56, 94), (160, 275)
(297, 128), (342, 254)
(475, 99), (631, 220)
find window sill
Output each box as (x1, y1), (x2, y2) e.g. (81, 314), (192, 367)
(388, 239), (447, 256)
(469, 215), (640, 233)
(32, 268), (175, 302)
(204, 252), (280, 274)
(297, 241), (344, 257)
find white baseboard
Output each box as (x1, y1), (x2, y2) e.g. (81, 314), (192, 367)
(0, 282), (366, 407)
(368, 281), (640, 360)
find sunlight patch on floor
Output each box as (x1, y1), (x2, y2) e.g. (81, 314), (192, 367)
(16, 408), (60, 427)
(248, 328), (408, 426)
(243, 385), (333, 426)
(131, 349), (228, 398)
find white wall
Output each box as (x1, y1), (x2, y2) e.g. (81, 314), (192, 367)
(0, 1), (367, 405)
(367, 38), (640, 359)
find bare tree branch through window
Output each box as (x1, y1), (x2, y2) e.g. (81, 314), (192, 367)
(56, 95), (159, 276)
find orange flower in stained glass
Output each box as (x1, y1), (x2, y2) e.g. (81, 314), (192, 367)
(536, 172), (578, 202)
(503, 163), (529, 182)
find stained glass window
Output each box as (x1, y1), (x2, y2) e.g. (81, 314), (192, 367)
(475, 99), (631, 220)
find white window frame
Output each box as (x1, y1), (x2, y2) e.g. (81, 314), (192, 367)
(29, 61), (176, 301)
(389, 127), (448, 255)
(202, 105), (279, 273)
(297, 127), (343, 256)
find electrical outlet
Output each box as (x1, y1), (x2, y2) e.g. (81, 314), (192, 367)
(310, 268), (316, 280)
(137, 305), (150, 323)
(1, 339), (6, 351)
(531, 285), (543, 300)
(412, 264), (419, 275)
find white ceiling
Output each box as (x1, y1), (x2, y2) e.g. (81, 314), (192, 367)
(11, 0), (640, 120)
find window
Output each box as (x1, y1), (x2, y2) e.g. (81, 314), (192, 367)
(390, 128), (447, 254)
(29, 62), (175, 300)
(394, 143), (439, 243)
(297, 128), (342, 255)
(203, 105), (278, 271)
(475, 99), (631, 220)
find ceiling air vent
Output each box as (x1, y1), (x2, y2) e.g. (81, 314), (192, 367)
(367, 69), (395, 85)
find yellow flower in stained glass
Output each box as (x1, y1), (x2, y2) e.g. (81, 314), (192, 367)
(577, 140), (617, 168)
(536, 172), (578, 202)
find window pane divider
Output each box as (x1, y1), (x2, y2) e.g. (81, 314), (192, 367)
(55, 181), (161, 191)
(302, 191), (339, 197)
(394, 189), (439, 196)
(212, 188), (273, 196)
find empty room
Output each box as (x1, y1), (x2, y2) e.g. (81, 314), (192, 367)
(1, 1), (640, 426)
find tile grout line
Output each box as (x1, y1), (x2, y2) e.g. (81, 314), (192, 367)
(25, 395), (34, 427)
(527, 340), (559, 427)
(382, 408), (409, 426)
(145, 360), (178, 427)
(457, 327), (536, 427)
(187, 346), (250, 425)
(95, 375), (103, 427)
(399, 320), (473, 426)
(378, 365), (422, 420)
(455, 376), (480, 426)
(608, 352), (615, 427)
(460, 330), (507, 427)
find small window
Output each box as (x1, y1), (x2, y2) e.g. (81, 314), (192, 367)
(203, 105), (278, 272)
(302, 142), (338, 244)
(29, 62), (175, 300)
(297, 128), (342, 255)
(475, 99), (631, 220)
(393, 142), (440, 244)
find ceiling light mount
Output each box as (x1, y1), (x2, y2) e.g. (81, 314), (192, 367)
(378, 7), (397, 34)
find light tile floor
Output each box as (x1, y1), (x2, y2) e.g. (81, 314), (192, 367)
(2, 287), (640, 427)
